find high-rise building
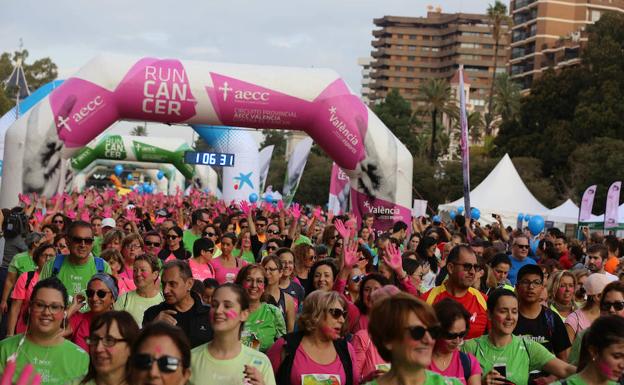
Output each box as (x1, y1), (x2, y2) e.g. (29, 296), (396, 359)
(368, 10), (510, 113)
(358, 57), (374, 104)
(510, 0), (624, 90)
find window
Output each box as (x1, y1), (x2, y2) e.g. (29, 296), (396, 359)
(432, 47), (439, 52)
(590, 10), (602, 22)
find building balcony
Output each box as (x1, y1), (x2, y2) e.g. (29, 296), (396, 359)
(513, 0), (536, 12)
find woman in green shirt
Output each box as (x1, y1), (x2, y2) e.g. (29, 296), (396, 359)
(233, 230), (256, 264)
(554, 315), (624, 385)
(235, 264), (286, 352)
(462, 289), (575, 385)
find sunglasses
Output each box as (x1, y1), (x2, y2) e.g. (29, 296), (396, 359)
(351, 274), (366, 283)
(407, 325), (442, 341)
(204, 232), (216, 237)
(328, 308), (348, 320)
(452, 263), (483, 272)
(166, 235), (179, 240)
(145, 241), (161, 247)
(601, 301), (624, 312)
(53, 220), (64, 224)
(71, 236), (94, 245)
(514, 244), (530, 249)
(267, 245), (277, 251)
(86, 289), (109, 299)
(268, 230), (281, 235)
(335, 242), (344, 247)
(444, 330), (468, 340)
(132, 353), (181, 373)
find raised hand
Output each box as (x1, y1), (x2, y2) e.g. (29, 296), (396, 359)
(80, 210), (90, 222)
(125, 208), (138, 223)
(290, 203), (302, 220)
(334, 219), (350, 241)
(239, 200), (252, 217)
(1, 361), (42, 385)
(383, 242), (403, 273)
(18, 193), (31, 206)
(102, 206), (113, 218)
(343, 241), (359, 269)
(313, 206), (323, 221)
(33, 211), (44, 224)
(66, 209), (77, 220)
(277, 200), (284, 212)
(77, 195), (85, 209)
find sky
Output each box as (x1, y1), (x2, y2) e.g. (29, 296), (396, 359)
(0, 0), (494, 144)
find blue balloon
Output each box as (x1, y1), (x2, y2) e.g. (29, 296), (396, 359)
(524, 214), (531, 222)
(449, 210), (457, 220)
(518, 213), (524, 220)
(457, 206), (464, 214)
(114, 164), (123, 176)
(265, 194), (273, 204)
(127, 174), (133, 181)
(528, 215), (545, 236)
(471, 207), (481, 220)
(432, 215), (441, 223)
(249, 193), (258, 203)
(157, 170), (165, 180)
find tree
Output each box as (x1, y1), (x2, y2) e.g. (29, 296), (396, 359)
(260, 129), (287, 156)
(130, 124), (148, 136)
(485, 1), (511, 135)
(372, 89), (420, 156)
(293, 150), (332, 205)
(493, 73), (521, 124)
(418, 78), (451, 163)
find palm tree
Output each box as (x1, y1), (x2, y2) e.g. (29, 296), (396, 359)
(418, 78), (451, 163)
(485, 1), (511, 135)
(467, 111), (484, 144)
(493, 73), (521, 124)
(130, 124), (148, 136)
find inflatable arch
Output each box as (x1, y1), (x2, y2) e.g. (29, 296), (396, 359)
(1, 54), (413, 230)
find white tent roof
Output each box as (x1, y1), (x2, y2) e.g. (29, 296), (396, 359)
(546, 199), (579, 224)
(438, 154), (549, 225)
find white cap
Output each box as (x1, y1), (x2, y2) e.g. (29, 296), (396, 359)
(102, 218), (116, 228)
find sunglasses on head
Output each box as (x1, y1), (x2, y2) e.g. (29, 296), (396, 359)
(328, 308), (348, 320)
(601, 301), (624, 312)
(86, 289), (109, 299)
(71, 236), (94, 245)
(132, 353), (181, 373)
(145, 241), (161, 247)
(406, 325), (442, 341)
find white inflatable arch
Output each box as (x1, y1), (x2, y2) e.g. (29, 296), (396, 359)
(1, 55), (412, 230)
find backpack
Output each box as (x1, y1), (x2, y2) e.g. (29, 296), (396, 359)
(25, 271), (36, 291)
(276, 332), (353, 385)
(458, 351), (472, 381)
(51, 255), (105, 276)
(4, 209), (28, 238)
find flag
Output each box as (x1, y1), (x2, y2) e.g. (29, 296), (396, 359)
(258, 145), (274, 194)
(283, 137), (313, 205)
(459, 66), (471, 222)
(579, 185), (597, 222)
(328, 163), (350, 214)
(605, 181), (621, 229)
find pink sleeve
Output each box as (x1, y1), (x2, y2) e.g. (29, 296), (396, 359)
(348, 342), (360, 383)
(293, 277), (301, 285)
(352, 331), (368, 381)
(165, 254), (175, 262)
(10, 273), (28, 300)
(565, 311), (579, 331)
(333, 278), (347, 294)
(399, 276), (419, 296)
(266, 337), (286, 374)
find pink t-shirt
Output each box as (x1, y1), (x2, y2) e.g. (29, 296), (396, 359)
(69, 311), (94, 351)
(188, 258), (215, 281)
(267, 337), (359, 385)
(565, 309), (592, 336)
(352, 329), (387, 382)
(427, 350), (481, 385)
(211, 257), (247, 284)
(11, 270), (39, 334)
(118, 275), (135, 294)
(119, 266), (133, 282)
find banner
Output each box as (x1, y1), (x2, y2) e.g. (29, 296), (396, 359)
(579, 185), (597, 222)
(412, 199), (427, 218)
(328, 162), (350, 214)
(459, 65), (471, 222)
(605, 181), (621, 229)
(258, 145), (275, 194)
(283, 137), (314, 205)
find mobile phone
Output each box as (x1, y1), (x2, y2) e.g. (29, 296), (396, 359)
(493, 364), (506, 377)
(491, 213), (498, 219)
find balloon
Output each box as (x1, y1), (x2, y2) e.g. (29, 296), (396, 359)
(157, 170), (165, 180)
(114, 164), (123, 176)
(528, 215), (545, 236)
(127, 174), (133, 181)
(524, 214), (531, 222)
(432, 215), (441, 223)
(249, 193), (258, 203)
(470, 207), (480, 220)
(517, 213), (524, 220)
(457, 206), (464, 214)
(264, 194), (273, 204)
(449, 210), (457, 220)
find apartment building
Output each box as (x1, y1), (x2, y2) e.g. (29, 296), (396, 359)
(358, 57), (374, 104)
(510, 0), (624, 90)
(368, 10), (510, 113)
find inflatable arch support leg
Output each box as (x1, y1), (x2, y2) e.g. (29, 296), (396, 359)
(0, 54), (412, 231)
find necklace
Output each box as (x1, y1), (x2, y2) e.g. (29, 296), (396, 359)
(433, 352), (452, 370)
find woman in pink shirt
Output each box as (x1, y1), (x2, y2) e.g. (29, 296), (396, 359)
(212, 233), (247, 284)
(267, 291), (358, 385)
(188, 238), (216, 280)
(118, 233), (143, 287)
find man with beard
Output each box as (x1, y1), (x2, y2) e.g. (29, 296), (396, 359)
(585, 244), (618, 283)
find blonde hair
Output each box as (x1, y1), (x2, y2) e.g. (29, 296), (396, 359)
(297, 291), (347, 335)
(548, 270), (577, 307)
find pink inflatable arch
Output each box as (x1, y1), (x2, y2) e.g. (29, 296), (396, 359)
(1, 55), (413, 231)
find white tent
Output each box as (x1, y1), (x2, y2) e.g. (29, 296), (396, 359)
(546, 199), (579, 224)
(438, 154), (549, 226)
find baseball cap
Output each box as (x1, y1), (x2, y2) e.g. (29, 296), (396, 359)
(102, 218), (116, 228)
(584, 273), (612, 296)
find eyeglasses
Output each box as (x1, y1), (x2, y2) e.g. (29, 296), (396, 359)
(406, 325), (442, 341)
(53, 220), (64, 224)
(452, 263), (483, 272)
(71, 236), (94, 245)
(245, 278), (265, 286)
(145, 241), (161, 247)
(518, 279), (543, 288)
(335, 242), (344, 247)
(57, 244), (68, 249)
(127, 244), (142, 250)
(328, 308), (348, 320)
(204, 232), (216, 237)
(444, 330), (468, 340)
(166, 235), (179, 240)
(132, 353), (181, 373)
(601, 301), (624, 312)
(265, 267), (280, 273)
(31, 301), (64, 314)
(86, 336), (126, 347)
(514, 244), (530, 249)
(86, 289), (110, 299)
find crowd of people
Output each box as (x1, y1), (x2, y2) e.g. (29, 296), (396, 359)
(0, 188), (623, 385)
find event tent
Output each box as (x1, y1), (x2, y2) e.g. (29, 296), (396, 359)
(546, 199), (579, 224)
(438, 154), (549, 226)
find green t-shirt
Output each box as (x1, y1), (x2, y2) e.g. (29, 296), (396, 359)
(233, 248), (255, 264)
(568, 328), (586, 366)
(92, 235), (103, 257)
(364, 371), (462, 385)
(462, 335), (555, 385)
(40, 256), (112, 297)
(8, 251), (36, 275)
(551, 373), (618, 385)
(241, 303), (286, 352)
(190, 343), (276, 385)
(114, 290), (165, 326)
(0, 335), (89, 385)
(184, 229), (201, 254)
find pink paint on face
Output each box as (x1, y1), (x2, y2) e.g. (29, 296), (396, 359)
(154, 345), (163, 355)
(225, 310), (238, 320)
(321, 325), (339, 340)
(141, 272), (150, 279)
(257, 283), (265, 290)
(598, 359), (615, 379)
(242, 282), (252, 289)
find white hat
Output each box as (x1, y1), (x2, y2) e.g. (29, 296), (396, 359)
(102, 218), (116, 228)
